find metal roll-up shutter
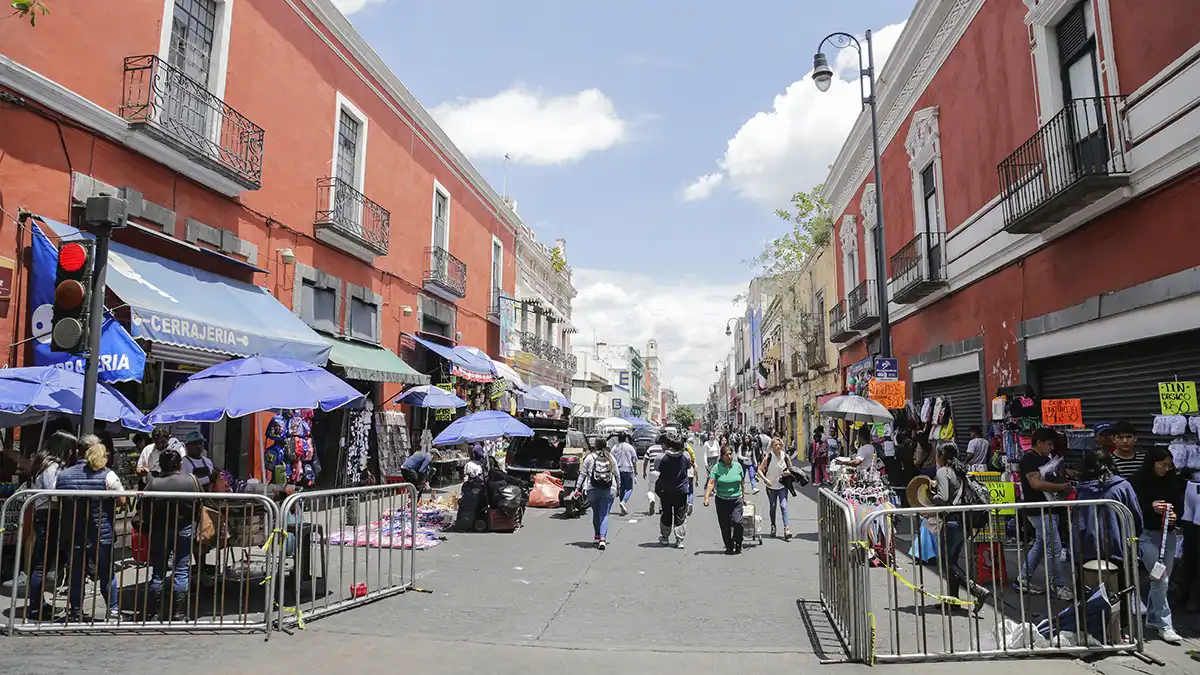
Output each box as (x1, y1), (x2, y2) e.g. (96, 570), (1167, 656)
(1035, 329), (1200, 446)
(916, 372), (984, 451)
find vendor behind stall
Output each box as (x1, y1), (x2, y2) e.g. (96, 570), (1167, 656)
(136, 427), (182, 483)
(179, 431), (215, 491)
(402, 450), (433, 498)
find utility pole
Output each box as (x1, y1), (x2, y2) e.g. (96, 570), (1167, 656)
(79, 195), (127, 435)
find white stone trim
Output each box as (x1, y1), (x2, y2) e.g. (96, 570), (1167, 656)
(431, 179), (451, 250)
(906, 107), (948, 242)
(1027, 293), (1200, 361)
(332, 91), (369, 193)
(822, 0), (985, 222)
(859, 183), (877, 229)
(912, 351), (980, 383)
(1026, 0), (1117, 124)
(839, 215), (859, 295)
(156, 0), (236, 103)
(0, 55), (245, 197)
(290, 0), (519, 236)
(491, 234), (504, 292)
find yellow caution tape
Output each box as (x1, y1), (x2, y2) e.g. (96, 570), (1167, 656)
(868, 611), (877, 666)
(277, 604), (305, 630)
(853, 539), (974, 607)
(262, 528), (284, 552)
(259, 575), (272, 586)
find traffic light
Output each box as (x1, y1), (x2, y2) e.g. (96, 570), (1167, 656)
(51, 240), (94, 353)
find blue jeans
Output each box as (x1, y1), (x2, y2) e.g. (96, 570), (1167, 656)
(67, 543), (117, 615)
(743, 463), (757, 490)
(150, 524), (195, 594)
(1022, 512), (1064, 587)
(25, 512), (57, 615)
(588, 489), (614, 540)
(1138, 529), (1177, 630)
(619, 471), (635, 504)
(767, 487), (789, 528)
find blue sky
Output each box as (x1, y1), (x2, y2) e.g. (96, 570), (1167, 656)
(337, 0), (915, 400)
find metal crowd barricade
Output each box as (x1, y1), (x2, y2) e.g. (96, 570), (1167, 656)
(817, 488), (870, 662)
(856, 498), (1143, 664)
(3, 489), (278, 637)
(275, 482), (418, 630)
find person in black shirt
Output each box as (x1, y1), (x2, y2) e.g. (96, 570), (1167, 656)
(1015, 427), (1074, 600)
(1129, 447), (1185, 644)
(143, 449), (200, 621)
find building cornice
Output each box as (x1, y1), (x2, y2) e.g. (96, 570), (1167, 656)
(292, 0), (520, 236)
(820, 0), (984, 221)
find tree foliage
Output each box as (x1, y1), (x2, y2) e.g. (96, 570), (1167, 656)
(748, 183), (833, 278)
(670, 406), (696, 430)
(549, 245), (569, 274)
(10, 0), (50, 25)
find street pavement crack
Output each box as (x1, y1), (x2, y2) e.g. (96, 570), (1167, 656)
(533, 515), (625, 641)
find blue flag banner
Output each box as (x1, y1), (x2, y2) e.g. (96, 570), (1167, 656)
(31, 223), (146, 383)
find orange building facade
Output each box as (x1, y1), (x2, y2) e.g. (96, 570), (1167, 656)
(824, 0), (1200, 445)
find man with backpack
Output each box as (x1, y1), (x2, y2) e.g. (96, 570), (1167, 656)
(931, 442), (994, 611)
(576, 442), (618, 549)
(654, 436), (693, 548)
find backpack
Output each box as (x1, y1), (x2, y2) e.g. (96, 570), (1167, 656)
(590, 455), (614, 489)
(954, 467), (993, 528)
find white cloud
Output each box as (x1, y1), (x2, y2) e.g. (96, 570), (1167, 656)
(432, 87), (628, 166)
(570, 269), (744, 403)
(680, 173), (724, 202)
(330, 0), (385, 15)
(687, 22), (906, 206)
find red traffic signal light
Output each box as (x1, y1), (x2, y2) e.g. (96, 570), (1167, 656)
(51, 240), (94, 353)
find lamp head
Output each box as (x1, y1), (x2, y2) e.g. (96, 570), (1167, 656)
(725, 327), (732, 336)
(812, 52), (833, 92)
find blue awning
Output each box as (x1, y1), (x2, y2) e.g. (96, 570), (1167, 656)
(43, 219), (330, 364)
(407, 334), (494, 381)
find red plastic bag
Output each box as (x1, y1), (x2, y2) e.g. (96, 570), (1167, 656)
(131, 529), (151, 564)
(528, 472), (564, 508)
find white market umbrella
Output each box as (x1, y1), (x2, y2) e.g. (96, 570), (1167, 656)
(818, 395), (894, 424)
(597, 416), (634, 431)
(490, 359), (525, 389)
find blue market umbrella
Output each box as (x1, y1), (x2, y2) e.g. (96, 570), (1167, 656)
(621, 415), (652, 429)
(0, 366), (152, 432)
(147, 356), (364, 424)
(395, 384), (467, 409)
(528, 385), (570, 408)
(518, 388), (552, 412)
(433, 410), (533, 445)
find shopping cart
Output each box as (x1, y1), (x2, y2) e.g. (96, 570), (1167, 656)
(742, 502), (763, 547)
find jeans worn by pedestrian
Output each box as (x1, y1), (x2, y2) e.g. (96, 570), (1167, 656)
(67, 544), (118, 617)
(658, 493), (688, 545)
(618, 471), (635, 505)
(24, 511), (59, 619)
(715, 496), (744, 553)
(588, 488), (614, 540)
(1138, 529), (1177, 631)
(744, 463), (758, 491)
(1021, 512), (1065, 588)
(766, 487), (789, 530)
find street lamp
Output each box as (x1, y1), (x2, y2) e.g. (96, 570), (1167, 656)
(812, 29), (891, 358)
(724, 317), (739, 337)
(713, 360), (724, 373)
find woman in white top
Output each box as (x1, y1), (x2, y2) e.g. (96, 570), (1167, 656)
(465, 444), (487, 480)
(758, 436), (793, 540)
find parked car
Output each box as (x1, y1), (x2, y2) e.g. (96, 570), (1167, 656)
(505, 423), (588, 481)
(631, 427), (659, 458)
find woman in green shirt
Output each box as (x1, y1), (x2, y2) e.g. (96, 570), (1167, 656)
(704, 442), (745, 554)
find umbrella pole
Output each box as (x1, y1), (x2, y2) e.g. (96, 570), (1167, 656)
(36, 412), (48, 450)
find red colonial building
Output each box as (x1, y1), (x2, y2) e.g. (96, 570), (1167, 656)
(825, 0), (1199, 445)
(0, 0), (518, 472)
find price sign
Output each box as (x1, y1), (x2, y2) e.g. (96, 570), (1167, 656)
(1158, 381), (1198, 415)
(1041, 398), (1083, 428)
(434, 407), (454, 421)
(867, 380), (906, 409)
(970, 472), (1016, 515)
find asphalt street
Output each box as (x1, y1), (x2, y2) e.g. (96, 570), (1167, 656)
(2, 477), (1196, 674)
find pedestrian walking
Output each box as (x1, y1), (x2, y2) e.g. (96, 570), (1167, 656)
(704, 434), (721, 477)
(577, 440), (617, 549)
(654, 436), (692, 548)
(930, 443), (993, 611)
(704, 444), (745, 554)
(758, 436), (793, 540)
(1014, 427), (1073, 600)
(740, 428), (760, 494)
(809, 426), (828, 486)
(611, 432), (638, 515)
(142, 448), (201, 620)
(642, 438), (664, 515)
(1129, 446), (1185, 644)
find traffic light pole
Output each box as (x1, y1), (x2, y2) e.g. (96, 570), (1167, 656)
(78, 228), (110, 437)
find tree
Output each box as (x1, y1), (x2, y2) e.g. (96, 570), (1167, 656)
(670, 406), (696, 430)
(749, 183), (833, 278)
(10, 0), (50, 25)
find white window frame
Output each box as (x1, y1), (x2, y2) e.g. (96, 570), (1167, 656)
(156, 0), (235, 101)
(1025, 0), (1117, 124)
(838, 214), (859, 298)
(331, 92), (369, 193)
(904, 107), (948, 283)
(431, 180), (451, 251)
(859, 184), (878, 284)
(490, 234), (503, 293)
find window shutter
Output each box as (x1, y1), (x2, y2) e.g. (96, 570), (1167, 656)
(1056, 5), (1089, 63)
(921, 165), (936, 195)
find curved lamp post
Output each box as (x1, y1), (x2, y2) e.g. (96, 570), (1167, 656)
(812, 30), (891, 359)
(724, 317), (740, 337)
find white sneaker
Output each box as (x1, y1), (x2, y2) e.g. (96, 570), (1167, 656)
(1012, 576), (1045, 595)
(619, 502), (628, 516)
(752, 487), (761, 495)
(1158, 626), (1182, 644)
(598, 539), (607, 551)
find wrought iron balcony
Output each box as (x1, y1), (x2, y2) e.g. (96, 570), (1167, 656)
(424, 246), (467, 298)
(891, 232), (946, 304)
(847, 279), (880, 331)
(120, 55), (264, 190)
(805, 340), (828, 369)
(488, 287), (505, 320)
(829, 300), (855, 343)
(314, 177), (391, 259)
(998, 96), (1129, 234)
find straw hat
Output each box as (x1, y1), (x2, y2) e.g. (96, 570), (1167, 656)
(906, 475), (935, 508)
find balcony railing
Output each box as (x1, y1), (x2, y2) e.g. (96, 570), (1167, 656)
(120, 55), (264, 189)
(890, 231), (946, 304)
(488, 287), (504, 320)
(998, 95), (1129, 234)
(847, 279), (880, 331)
(805, 341), (827, 369)
(314, 177), (391, 257)
(424, 246), (467, 298)
(829, 300), (855, 343)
